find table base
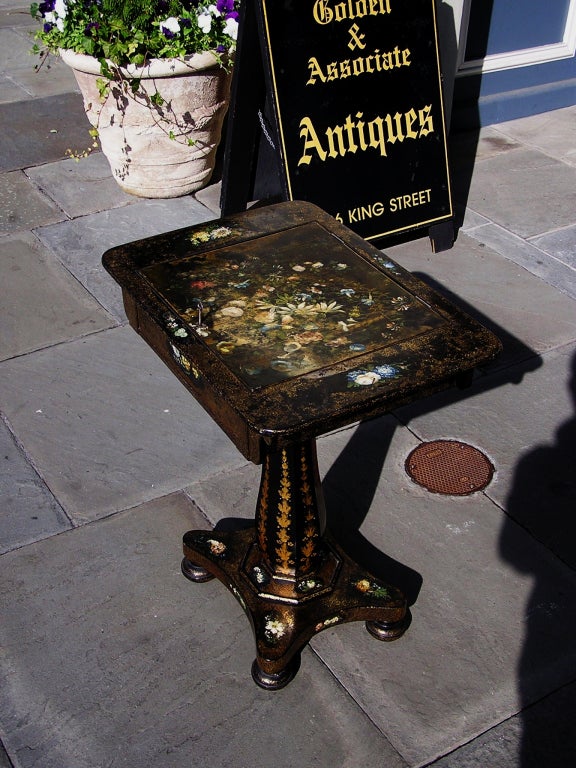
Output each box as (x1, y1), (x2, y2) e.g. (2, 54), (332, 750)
(182, 526), (410, 689)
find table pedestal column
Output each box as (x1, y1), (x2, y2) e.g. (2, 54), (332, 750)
(182, 439), (410, 689)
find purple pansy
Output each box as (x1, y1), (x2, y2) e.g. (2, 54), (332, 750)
(216, 0), (235, 12)
(38, 0), (56, 15)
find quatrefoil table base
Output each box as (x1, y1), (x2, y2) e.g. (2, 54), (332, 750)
(102, 201), (501, 689)
(181, 439), (411, 689)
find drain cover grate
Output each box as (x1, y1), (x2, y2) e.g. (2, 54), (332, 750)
(405, 440), (494, 496)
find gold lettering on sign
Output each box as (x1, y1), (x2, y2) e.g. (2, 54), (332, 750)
(307, 46), (411, 85)
(347, 201), (386, 223)
(347, 23), (366, 51)
(389, 188), (432, 212)
(298, 106), (435, 165)
(313, 0), (392, 25)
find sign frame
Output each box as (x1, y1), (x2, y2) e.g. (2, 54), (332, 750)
(221, 0), (454, 250)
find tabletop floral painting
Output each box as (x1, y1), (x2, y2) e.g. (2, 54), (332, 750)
(142, 223), (445, 388)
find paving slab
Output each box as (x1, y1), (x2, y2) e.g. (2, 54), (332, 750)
(0, 740), (11, 768)
(451, 126), (522, 164)
(0, 91), (89, 172)
(315, 420), (576, 763)
(6, 56), (80, 100)
(432, 681), (576, 768)
(0, 5), (33, 25)
(397, 343), (576, 569)
(0, 15), (79, 101)
(0, 418), (71, 554)
(35, 198), (214, 320)
(386, 232), (576, 365)
(493, 105), (576, 167)
(461, 221), (576, 301)
(0, 231), (114, 361)
(449, 128), (520, 219)
(0, 325), (247, 523)
(458, 206), (490, 231)
(531, 223), (576, 269)
(186, 417), (576, 766)
(448, 127), (522, 226)
(3, 29), (80, 100)
(0, 493), (407, 768)
(194, 179), (223, 215)
(0, 26), (34, 70)
(464, 147), (576, 239)
(0, 169), (65, 233)
(1, 2), (36, 14)
(26, 153), (135, 218)
(0, 72), (28, 103)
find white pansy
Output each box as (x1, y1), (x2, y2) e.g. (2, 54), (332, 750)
(223, 17), (238, 41)
(54, 0), (67, 17)
(208, 4), (220, 16)
(160, 16), (181, 34)
(44, 10), (63, 32)
(198, 11), (212, 34)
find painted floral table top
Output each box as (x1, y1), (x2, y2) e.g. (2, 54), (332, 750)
(141, 221), (445, 389)
(103, 202), (501, 461)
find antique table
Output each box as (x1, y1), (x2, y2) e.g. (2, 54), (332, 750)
(103, 201), (501, 689)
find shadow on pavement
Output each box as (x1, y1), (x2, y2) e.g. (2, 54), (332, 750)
(500, 350), (576, 766)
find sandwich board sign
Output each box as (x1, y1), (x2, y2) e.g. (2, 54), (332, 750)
(221, 0), (454, 249)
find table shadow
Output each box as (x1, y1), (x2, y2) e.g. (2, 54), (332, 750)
(323, 417), (423, 607)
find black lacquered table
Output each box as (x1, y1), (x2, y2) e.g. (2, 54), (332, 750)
(103, 201), (501, 688)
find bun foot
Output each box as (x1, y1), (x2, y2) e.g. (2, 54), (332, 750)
(181, 557), (215, 583)
(366, 610), (412, 641)
(251, 653), (301, 690)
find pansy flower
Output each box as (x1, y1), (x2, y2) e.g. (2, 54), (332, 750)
(160, 16), (180, 38)
(223, 15), (238, 39)
(216, 0), (235, 12)
(38, 0), (56, 15)
(197, 9), (212, 33)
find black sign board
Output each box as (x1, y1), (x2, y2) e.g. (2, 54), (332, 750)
(221, 0), (454, 249)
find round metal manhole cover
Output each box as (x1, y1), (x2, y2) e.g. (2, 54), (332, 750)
(405, 440), (494, 496)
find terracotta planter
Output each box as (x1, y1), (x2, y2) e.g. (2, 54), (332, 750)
(60, 49), (232, 198)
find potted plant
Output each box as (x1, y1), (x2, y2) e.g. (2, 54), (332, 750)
(30, 0), (240, 197)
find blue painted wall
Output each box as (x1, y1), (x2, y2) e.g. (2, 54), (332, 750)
(452, 0), (576, 128)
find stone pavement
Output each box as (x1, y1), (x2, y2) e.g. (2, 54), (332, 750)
(1, 3), (576, 767)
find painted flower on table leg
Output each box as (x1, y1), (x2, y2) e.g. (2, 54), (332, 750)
(354, 578), (390, 599)
(263, 612), (287, 645)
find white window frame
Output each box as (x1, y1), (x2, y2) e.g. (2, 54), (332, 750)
(457, 0), (576, 75)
